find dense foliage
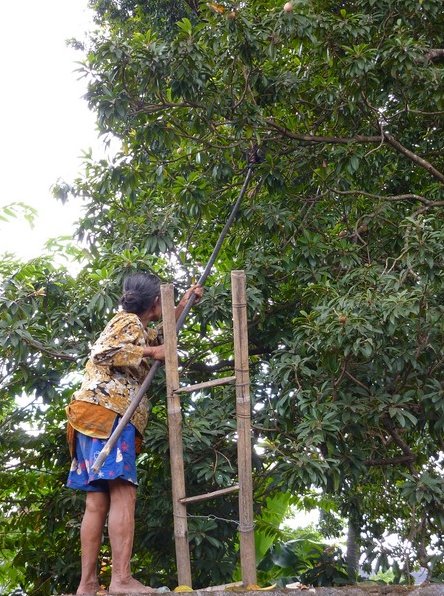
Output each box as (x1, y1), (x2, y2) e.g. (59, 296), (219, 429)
(1, 0), (444, 593)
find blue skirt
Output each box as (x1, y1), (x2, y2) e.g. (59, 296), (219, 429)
(66, 418), (138, 492)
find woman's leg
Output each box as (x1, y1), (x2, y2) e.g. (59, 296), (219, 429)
(77, 491), (110, 595)
(108, 479), (154, 593)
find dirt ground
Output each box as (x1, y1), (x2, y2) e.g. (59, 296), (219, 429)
(190, 586), (444, 596)
(63, 585), (444, 596)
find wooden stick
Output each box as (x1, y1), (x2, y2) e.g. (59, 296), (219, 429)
(179, 485), (239, 504)
(174, 376), (236, 394)
(161, 283), (192, 588)
(231, 270), (257, 586)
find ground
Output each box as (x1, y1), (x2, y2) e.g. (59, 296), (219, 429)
(62, 586), (444, 596)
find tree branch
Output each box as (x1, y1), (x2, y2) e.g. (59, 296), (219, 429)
(21, 335), (77, 362)
(265, 119), (381, 144)
(344, 370), (371, 394)
(383, 418), (418, 474)
(383, 133), (444, 185)
(330, 189), (430, 204)
(130, 101), (204, 115)
(426, 49), (444, 63)
(365, 455), (416, 467)
(386, 423), (416, 459)
(183, 0), (200, 14)
(265, 119), (444, 185)
(331, 189), (444, 212)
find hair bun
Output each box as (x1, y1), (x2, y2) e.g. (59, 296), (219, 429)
(120, 272), (161, 315)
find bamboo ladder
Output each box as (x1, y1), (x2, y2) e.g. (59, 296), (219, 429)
(160, 270), (256, 589)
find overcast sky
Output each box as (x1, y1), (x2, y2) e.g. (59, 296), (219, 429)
(0, 1), (101, 260)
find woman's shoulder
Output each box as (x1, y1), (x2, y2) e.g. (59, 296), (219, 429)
(102, 310), (143, 335)
(110, 310), (140, 323)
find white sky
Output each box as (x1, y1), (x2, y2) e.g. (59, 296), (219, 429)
(0, 0), (101, 260)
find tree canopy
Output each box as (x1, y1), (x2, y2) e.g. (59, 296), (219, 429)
(1, 0), (444, 593)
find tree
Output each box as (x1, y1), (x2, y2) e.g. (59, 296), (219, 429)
(1, 0), (444, 592)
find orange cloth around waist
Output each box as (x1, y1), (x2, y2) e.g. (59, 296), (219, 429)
(66, 400), (143, 457)
(66, 400), (116, 438)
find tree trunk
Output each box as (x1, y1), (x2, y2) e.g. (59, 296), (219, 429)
(346, 518), (360, 580)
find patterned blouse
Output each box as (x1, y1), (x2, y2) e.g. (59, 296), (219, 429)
(67, 310), (160, 436)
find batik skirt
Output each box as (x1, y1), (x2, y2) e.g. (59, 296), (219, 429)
(66, 418), (138, 492)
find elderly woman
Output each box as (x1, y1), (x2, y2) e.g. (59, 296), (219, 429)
(66, 272), (203, 595)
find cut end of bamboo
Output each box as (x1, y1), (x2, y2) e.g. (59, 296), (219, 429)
(91, 446), (110, 472)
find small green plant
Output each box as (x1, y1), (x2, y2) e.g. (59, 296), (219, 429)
(257, 531), (349, 587)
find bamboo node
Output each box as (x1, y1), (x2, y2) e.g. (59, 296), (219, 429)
(238, 524), (255, 533)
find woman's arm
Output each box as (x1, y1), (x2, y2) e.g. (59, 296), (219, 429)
(174, 284), (204, 321)
(143, 285), (202, 359)
(142, 344), (165, 360)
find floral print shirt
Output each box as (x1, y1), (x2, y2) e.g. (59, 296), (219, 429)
(69, 310), (159, 435)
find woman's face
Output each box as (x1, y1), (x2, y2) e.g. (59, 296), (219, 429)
(150, 295), (162, 321)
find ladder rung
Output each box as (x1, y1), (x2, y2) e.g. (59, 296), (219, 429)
(174, 376), (236, 394)
(179, 484), (239, 504)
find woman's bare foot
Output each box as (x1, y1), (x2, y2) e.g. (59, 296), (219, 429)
(109, 576), (155, 594)
(76, 581), (101, 595)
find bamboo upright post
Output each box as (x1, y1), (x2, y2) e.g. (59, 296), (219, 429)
(231, 270), (257, 586)
(161, 283), (192, 588)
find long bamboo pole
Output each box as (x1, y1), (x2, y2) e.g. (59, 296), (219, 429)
(92, 165), (254, 473)
(231, 270), (256, 586)
(161, 283), (192, 587)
